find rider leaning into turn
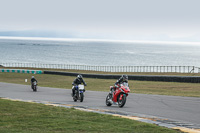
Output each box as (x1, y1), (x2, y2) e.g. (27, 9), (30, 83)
(31, 76), (37, 88)
(110, 75), (128, 95)
(72, 74), (87, 96)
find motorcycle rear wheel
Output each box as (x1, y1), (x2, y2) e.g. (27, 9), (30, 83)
(73, 91), (78, 102)
(105, 94), (112, 106)
(118, 94), (126, 108)
(73, 96), (77, 102)
(33, 86), (37, 92)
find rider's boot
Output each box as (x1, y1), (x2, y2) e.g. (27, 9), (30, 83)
(71, 89), (75, 97)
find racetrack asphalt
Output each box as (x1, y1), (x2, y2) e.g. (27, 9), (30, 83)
(1, 82), (200, 129)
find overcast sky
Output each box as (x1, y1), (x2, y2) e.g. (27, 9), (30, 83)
(0, 0), (200, 42)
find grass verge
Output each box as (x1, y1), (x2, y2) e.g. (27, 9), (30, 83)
(0, 72), (200, 97)
(0, 98), (181, 133)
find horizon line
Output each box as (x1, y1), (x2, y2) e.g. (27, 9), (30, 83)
(0, 36), (200, 45)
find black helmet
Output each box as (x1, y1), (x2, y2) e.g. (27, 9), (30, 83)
(77, 74), (83, 79)
(122, 75), (128, 82)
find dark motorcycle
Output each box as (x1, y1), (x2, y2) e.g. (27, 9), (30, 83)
(32, 81), (38, 92)
(73, 85), (85, 102)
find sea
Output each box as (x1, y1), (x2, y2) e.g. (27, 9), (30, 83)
(1, 37), (200, 67)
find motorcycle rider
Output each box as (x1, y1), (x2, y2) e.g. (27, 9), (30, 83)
(110, 75), (128, 97)
(31, 76), (37, 89)
(72, 74), (87, 97)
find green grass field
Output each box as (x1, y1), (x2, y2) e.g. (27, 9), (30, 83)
(0, 71), (200, 97)
(0, 98), (181, 133)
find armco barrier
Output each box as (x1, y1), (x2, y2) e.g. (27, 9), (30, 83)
(0, 69), (43, 74)
(44, 71), (200, 83)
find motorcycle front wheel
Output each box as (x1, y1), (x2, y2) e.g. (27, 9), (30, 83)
(118, 94), (126, 108)
(80, 93), (84, 102)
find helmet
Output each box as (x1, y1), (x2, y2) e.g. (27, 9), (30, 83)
(32, 76), (34, 78)
(77, 74), (83, 79)
(122, 75), (128, 82)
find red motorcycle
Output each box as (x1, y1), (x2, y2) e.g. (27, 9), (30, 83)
(106, 82), (130, 108)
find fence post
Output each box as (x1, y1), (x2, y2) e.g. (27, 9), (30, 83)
(193, 66), (195, 73)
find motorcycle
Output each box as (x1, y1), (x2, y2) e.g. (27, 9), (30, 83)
(106, 82), (130, 108)
(32, 81), (38, 92)
(73, 84), (85, 102)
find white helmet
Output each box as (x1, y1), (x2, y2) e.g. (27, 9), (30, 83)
(77, 74), (83, 79)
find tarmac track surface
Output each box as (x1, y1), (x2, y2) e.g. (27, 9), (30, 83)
(1, 82), (200, 128)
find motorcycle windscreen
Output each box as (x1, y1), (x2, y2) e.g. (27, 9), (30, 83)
(121, 82), (128, 87)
